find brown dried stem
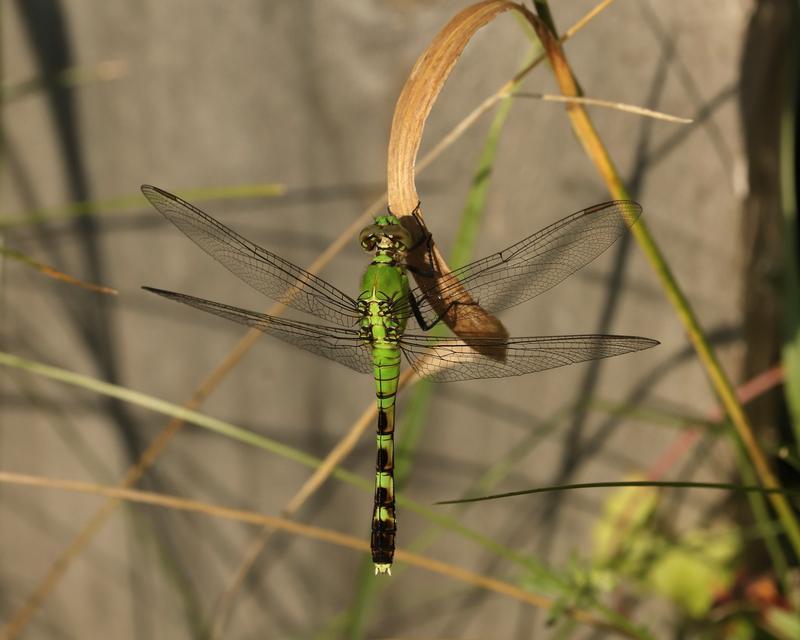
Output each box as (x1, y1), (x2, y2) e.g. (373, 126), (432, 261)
(1, 245), (117, 295)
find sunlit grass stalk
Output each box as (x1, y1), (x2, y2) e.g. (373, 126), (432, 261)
(395, 71), (523, 493)
(527, 0), (800, 559)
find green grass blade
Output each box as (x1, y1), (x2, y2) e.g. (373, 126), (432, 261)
(0, 351), (322, 470)
(449, 94), (517, 270)
(768, 2), (800, 580)
(1, 59), (127, 103)
(587, 397), (719, 431)
(435, 480), (800, 506)
(0, 183), (285, 229)
(737, 445), (789, 588)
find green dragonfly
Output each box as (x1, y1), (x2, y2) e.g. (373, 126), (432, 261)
(141, 185), (658, 575)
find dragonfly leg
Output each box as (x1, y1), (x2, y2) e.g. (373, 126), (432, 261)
(404, 202), (431, 253)
(402, 203), (450, 278)
(405, 263), (439, 279)
(408, 290), (437, 330)
(407, 290), (479, 332)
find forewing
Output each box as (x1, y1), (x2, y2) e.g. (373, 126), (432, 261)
(142, 185), (360, 327)
(144, 287), (373, 374)
(399, 333), (658, 382)
(401, 201), (642, 328)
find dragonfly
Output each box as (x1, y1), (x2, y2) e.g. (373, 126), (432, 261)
(141, 185), (658, 575)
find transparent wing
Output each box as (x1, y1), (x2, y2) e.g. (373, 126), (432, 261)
(142, 185), (361, 327)
(398, 201), (642, 328)
(143, 287), (373, 374)
(399, 332), (658, 383)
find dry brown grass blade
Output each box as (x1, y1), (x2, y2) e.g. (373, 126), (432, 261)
(4, 2), (620, 636)
(0, 470), (631, 637)
(1, 245), (117, 295)
(512, 92), (692, 123)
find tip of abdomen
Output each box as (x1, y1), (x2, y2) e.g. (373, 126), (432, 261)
(374, 563), (392, 576)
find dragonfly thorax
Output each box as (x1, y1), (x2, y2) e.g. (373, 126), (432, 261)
(357, 258), (411, 348)
(357, 289), (406, 344)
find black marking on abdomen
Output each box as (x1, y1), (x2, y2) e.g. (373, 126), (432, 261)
(372, 407), (397, 569)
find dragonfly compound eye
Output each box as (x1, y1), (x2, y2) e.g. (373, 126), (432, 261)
(384, 224), (412, 250)
(359, 234), (375, 250)
(359, 224), (382, 251)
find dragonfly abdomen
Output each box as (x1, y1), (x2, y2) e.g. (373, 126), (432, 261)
(357, 265), (408, 574)
(371, 344), (400, 574)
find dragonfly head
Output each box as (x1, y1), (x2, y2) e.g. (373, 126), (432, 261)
(359, 215), (412, 256)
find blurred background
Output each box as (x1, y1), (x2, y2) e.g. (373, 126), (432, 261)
(2, 0), (798, 638)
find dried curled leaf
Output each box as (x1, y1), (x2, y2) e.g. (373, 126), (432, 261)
(386, 1), (668, 359)
(387, 0), (529, 358)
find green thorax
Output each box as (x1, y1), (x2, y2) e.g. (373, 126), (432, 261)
(357, 214), (412, 344)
